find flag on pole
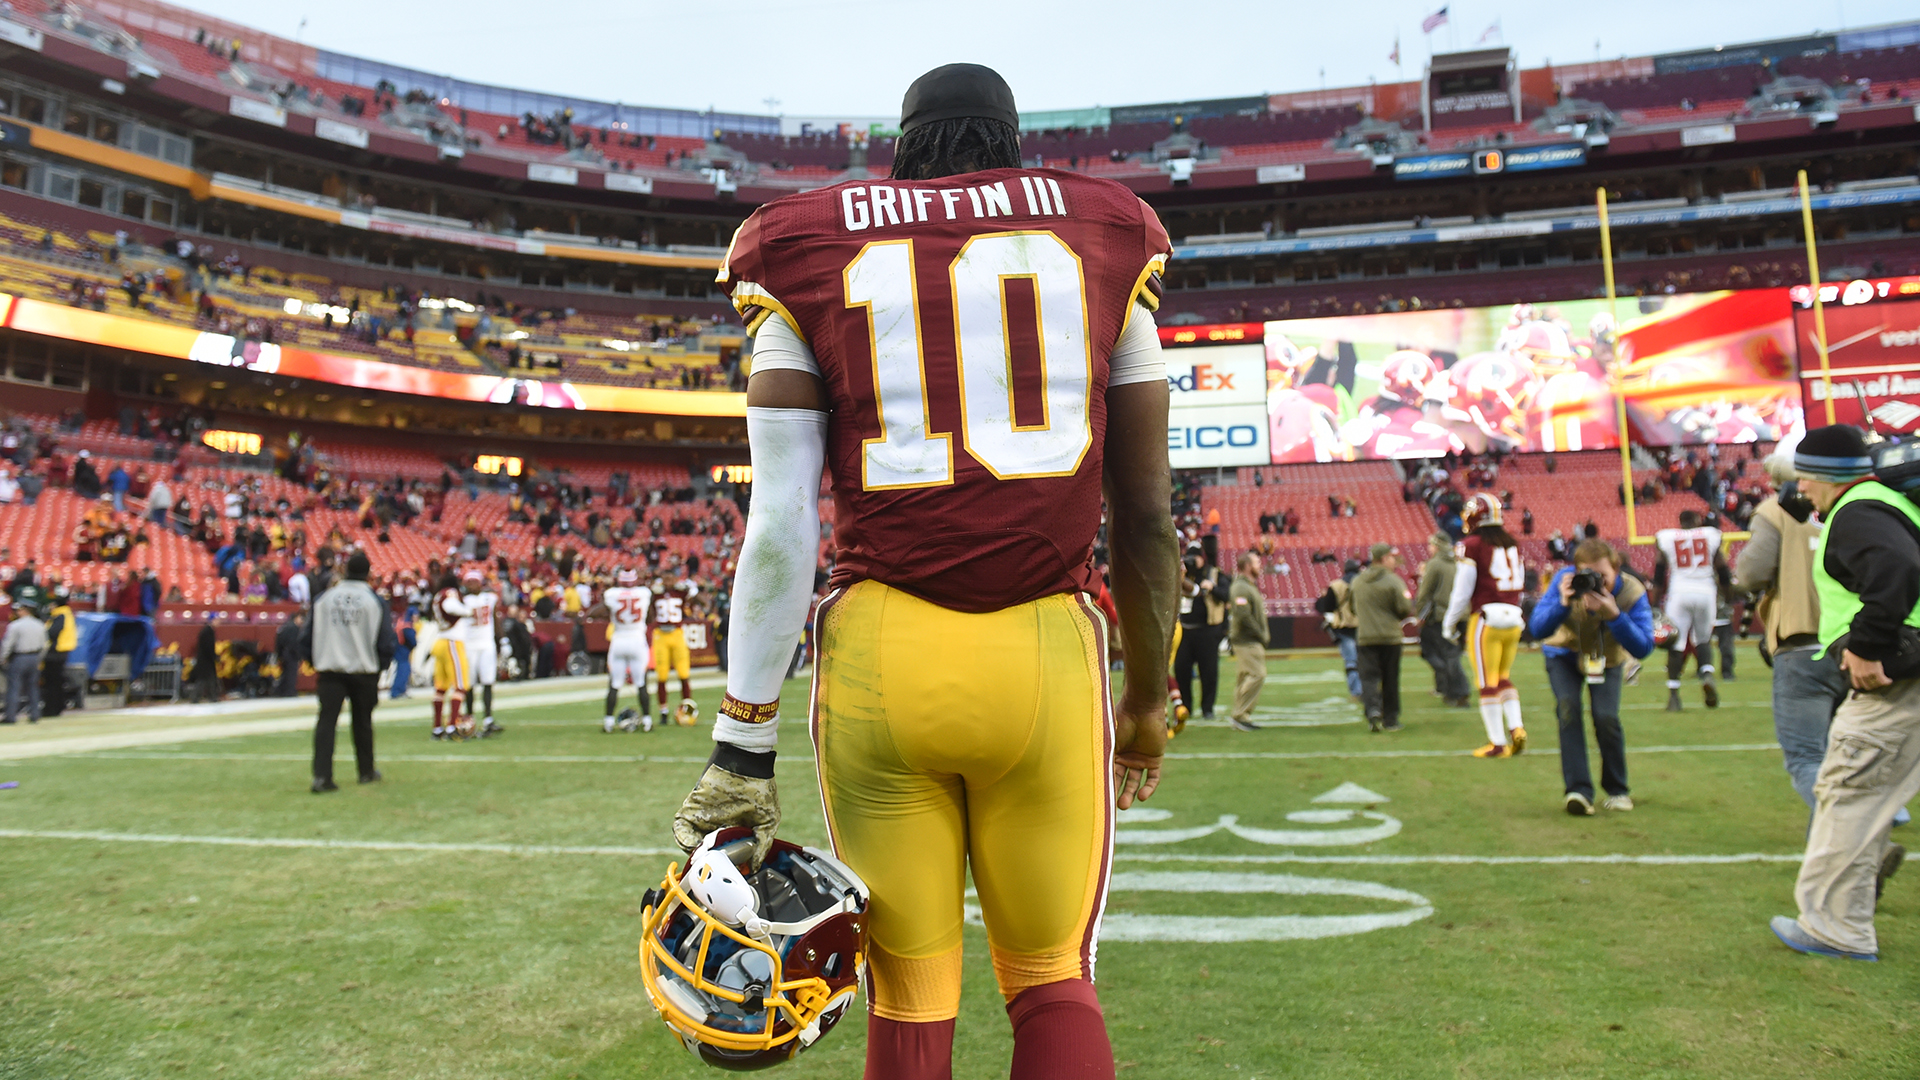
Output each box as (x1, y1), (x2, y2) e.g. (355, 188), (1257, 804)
(1479, 19), (1501, 43)
(1421, 6), (1449, 33)
(1389, 35), (1400, 65)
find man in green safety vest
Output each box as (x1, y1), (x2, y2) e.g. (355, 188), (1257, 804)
(1770, 425), (1918, 962)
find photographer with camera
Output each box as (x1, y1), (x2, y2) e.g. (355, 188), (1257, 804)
(1733, 452), (1846, 814)
(1772, 426), (1917, 962)
(1527, 539), (1654, 816)
(1314, 559), (1363, 699)
(1175, 542), (1230, 721)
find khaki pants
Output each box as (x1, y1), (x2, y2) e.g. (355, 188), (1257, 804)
(1793, 675), (1920, 956)
(1231, 642), (1266, 721)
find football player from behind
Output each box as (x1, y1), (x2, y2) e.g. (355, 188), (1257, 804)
(1654, 509), (1727, 711)
(673, 63), (1179, 1080)
(603, 567), (654, 732)
(460, 568), (504, 736)
(650, 567), (698, 728)
(428, 571), (472, 738)
(1444, 493), (1530, 757)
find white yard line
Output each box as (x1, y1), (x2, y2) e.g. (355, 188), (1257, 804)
(0, 828), (1800, 865)
(0, 673), (732, 761)
(37, 743), (1785, 765)
(1164, 743), (1781, 760)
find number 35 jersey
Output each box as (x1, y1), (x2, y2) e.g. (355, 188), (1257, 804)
(721, 168), (1172, 614)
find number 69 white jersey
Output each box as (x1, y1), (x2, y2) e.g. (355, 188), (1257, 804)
(1656, 527), (1722, 593)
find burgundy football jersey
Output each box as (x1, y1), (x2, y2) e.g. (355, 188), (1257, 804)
(1456, 534), (1525, 611)
(723, 168), (1172, 613)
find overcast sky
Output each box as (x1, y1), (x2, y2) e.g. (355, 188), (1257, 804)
(176, 0), (1913, 118)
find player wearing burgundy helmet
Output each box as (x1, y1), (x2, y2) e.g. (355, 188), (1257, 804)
(427, 572), (472, 739)
(1443, 494), (1531, 757)
(670, 64), (1179, 1080)
(1342, 350), (1465, 460)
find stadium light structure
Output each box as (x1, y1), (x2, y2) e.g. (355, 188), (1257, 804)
(1599, 185), (1758, 550)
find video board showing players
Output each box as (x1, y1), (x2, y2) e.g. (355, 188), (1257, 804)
(1255, 289), (1803, 463)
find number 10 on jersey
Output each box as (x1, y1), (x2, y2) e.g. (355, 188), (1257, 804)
(845, 232), (1095, 490)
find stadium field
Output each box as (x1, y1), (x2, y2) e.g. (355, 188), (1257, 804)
(0, 652), (1914, 1079)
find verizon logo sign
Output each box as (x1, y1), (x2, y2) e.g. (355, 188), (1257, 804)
(1881, 327), (1920, 348)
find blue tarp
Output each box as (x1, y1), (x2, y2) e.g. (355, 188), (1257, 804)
(72, 613), (158, 678)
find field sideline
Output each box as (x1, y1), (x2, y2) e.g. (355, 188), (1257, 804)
(0, 650), (1914, 1079)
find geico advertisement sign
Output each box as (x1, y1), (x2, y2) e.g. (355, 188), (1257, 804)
(1165, 343), (1265, 407)
(1168, 402), (1270, 469)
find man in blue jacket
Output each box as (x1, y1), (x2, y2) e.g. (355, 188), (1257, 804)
(1529, 537), (1656, 816)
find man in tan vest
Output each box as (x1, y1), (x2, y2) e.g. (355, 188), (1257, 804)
(1526, 539), (1656, 816)
(1733, 453), (1848, 812)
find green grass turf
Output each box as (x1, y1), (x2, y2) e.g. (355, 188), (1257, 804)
(1, 651), (1915, 1079)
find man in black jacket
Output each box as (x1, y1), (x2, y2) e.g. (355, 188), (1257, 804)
(1772, 426), (1918, 962)
(1174, 544), (1231, 719)
(273, 611), (305, 697)
(192, 616), (220, 703)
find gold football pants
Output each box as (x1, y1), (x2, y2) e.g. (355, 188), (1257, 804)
(812, 581), (1112, 1023)
(430, 636), (470, 693)
(651, 627), (691, 682)
(1466, 614), (1520, 694)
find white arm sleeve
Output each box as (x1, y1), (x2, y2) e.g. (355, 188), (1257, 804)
(1443, 562), (1475, 636)
(715, 406), (827, 752)
(745, 313), (822, 378)
(1108, 305), (1166, 387)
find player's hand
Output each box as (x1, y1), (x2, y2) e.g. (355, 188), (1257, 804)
(1841, 649), (1892, 693)
(1111, 698), (1167, 810)
(672, 749), (780, 867)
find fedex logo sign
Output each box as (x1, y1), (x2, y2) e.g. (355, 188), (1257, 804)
(1168, 363), (1239, 393)
(1163, 344), (1265, 407)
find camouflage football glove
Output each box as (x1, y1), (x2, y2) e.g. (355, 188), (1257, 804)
(672, 743), (781, 868)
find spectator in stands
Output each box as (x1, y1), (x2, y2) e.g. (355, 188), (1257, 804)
(148, 476), (172, 525)
(0, 468), (15, 506)
(72, 451), (100, 499)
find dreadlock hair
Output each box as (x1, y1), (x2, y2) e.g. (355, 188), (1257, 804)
(888, 116), (1023, 181)
(1475, 523), (1519, 550)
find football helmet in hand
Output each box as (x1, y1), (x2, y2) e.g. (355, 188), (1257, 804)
(640, 828), (870, 1071)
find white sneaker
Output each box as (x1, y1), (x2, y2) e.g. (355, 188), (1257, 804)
(602, 716), (615, 733)
(1602, 794), (1635, 812)
(1565, 792), (1595, 816)
(641, 712), (655, 733)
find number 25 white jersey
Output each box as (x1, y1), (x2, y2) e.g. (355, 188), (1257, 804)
(1656, 527), (1722, 592)
(604, 586), (653, 639)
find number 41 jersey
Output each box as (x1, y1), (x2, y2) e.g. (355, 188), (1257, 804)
(1457, 534), (1525, 612)
(722, 167), (1172, 614)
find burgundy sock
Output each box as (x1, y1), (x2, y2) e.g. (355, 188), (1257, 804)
(864, 1015), (954, 1080)
(1007, 979), (1114, 1080)
(431, 698), (443, 726)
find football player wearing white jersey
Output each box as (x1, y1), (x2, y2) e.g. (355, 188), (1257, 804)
(1655, 510), (1728, 711)
(603, 567), (654, 732)
(460, 568), (504, 737)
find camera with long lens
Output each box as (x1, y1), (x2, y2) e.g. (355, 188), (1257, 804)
(1569, 569), (1606, 596)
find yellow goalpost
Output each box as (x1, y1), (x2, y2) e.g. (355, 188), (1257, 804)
(1598, 173), (1838, 550)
